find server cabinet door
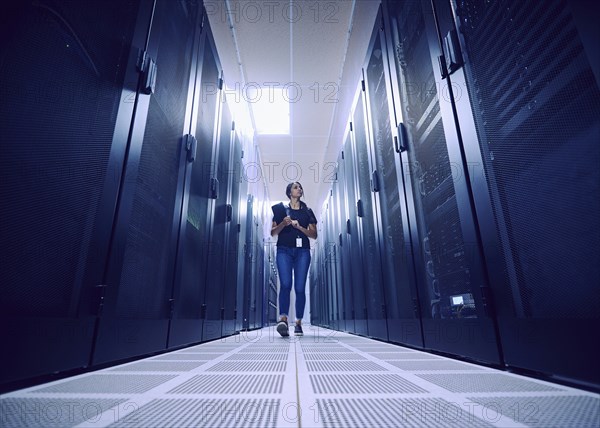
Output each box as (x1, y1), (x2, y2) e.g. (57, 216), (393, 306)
(321, 205), (331, 328)
(309, 247), (320, 327)
(0, 0), (145, 386)
(335, 151), (353, 333)
(352, 88), (388, 340)
(447, 0), (600, 386)
(241, 195), (254, 331)
(363, 9), (424, 348)
(384, 0), (501, 364)
(263, 239), (274, 327)
(234, 158), (249, 333)
(251, 219), (262, 329)
(328, 197), (341, 331)
(343, 128), (368, 335)
(202, 98), (233, 341)
(168, 22), (221, 348)
(222, 132), (243, 337)
(93, 0), (201, 365)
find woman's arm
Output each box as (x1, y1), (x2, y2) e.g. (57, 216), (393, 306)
(271, 217), (292, 236)
(292, 222), (317, 239)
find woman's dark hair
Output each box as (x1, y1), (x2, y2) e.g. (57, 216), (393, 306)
(286, 182), (307, 209)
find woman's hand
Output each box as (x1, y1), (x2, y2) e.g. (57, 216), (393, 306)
(271, 216), (293, 236)
(291, 220), (299, 228)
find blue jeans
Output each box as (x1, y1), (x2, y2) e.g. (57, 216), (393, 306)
(276, 246), (311, 320)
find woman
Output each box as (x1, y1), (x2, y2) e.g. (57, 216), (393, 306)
(271, 182), (318, 336)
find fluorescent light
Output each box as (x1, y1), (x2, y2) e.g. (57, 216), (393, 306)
(249, 87), (290, 135)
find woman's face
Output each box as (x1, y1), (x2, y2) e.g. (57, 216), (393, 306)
(290, 182), (303, 198)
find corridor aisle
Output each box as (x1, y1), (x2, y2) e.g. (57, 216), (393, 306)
(1, 326), (598, 427)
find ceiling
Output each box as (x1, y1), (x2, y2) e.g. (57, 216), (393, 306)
(207, 0), (380, 217)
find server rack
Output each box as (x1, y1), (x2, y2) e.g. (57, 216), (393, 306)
(382, 0), (502, 364)
(328, 190), (343, 331)
(351, 85), (388, 340)
(320, 200), (331, 328)
(265, 238), (278, 326)
(362, 7), (424, 347)
(200, 93), (232, 341)
(234, 142), (249, 334)
(92, 0), (204, 365)
(241, 195), (254, 331)
(337, 139), (355, 334)
(441, 0), (600, 387)
(333, 152), (351, 332)
(0, 0), (275, 392)
(344, 121), (369, 336)
(169, 9), (220, 348)
(0, 0), (146, 384)
(221, 129), (243, 337)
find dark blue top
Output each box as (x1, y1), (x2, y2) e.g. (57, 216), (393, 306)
(272, 203), (317, 248)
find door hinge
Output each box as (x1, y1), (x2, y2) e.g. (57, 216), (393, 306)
(218, 77), (224, 90)
(184, 134), (198, 162)
(137, 49), (157, 94)
(371, 170), (380, 193)
(210, 177), (219, 199)
(361, 79), (365, 92)
(438, 54), (448, 79)
(443, 28), (464, 75)
(395, 122), (408, 153)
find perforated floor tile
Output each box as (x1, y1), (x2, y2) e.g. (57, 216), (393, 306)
(1, 326), (597, 428)
(467, 395), (600, 427)
(0, 398), (126, 428)
(28, 374), (177, 394)
(315, 397), (493, 427)
(305, 361), (388, 372)
(109, 361), (209, 372)
(363, 352), (443, 360)
(303, 353), (367, 361)
(225, 353), (288, 361)
(207, 361), (287, 372)
(108, 398), (280, 427)
(386, 360), (485, 371)
(168, 375), (284, 395)
(309, 374), (427, 394)
(417, 373), (563, 393)
(150, 354), (216, 361)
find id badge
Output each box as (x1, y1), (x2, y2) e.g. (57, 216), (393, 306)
(296, 238), (303, 248)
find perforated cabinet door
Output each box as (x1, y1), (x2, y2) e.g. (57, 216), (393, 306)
(448, 0), (600, 386)
(93, 0), (201, 365)
(0, 0), (143, 386)
(384, 0), (501, 363)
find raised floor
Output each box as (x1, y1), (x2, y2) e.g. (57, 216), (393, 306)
(1, 325), (598, 427)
